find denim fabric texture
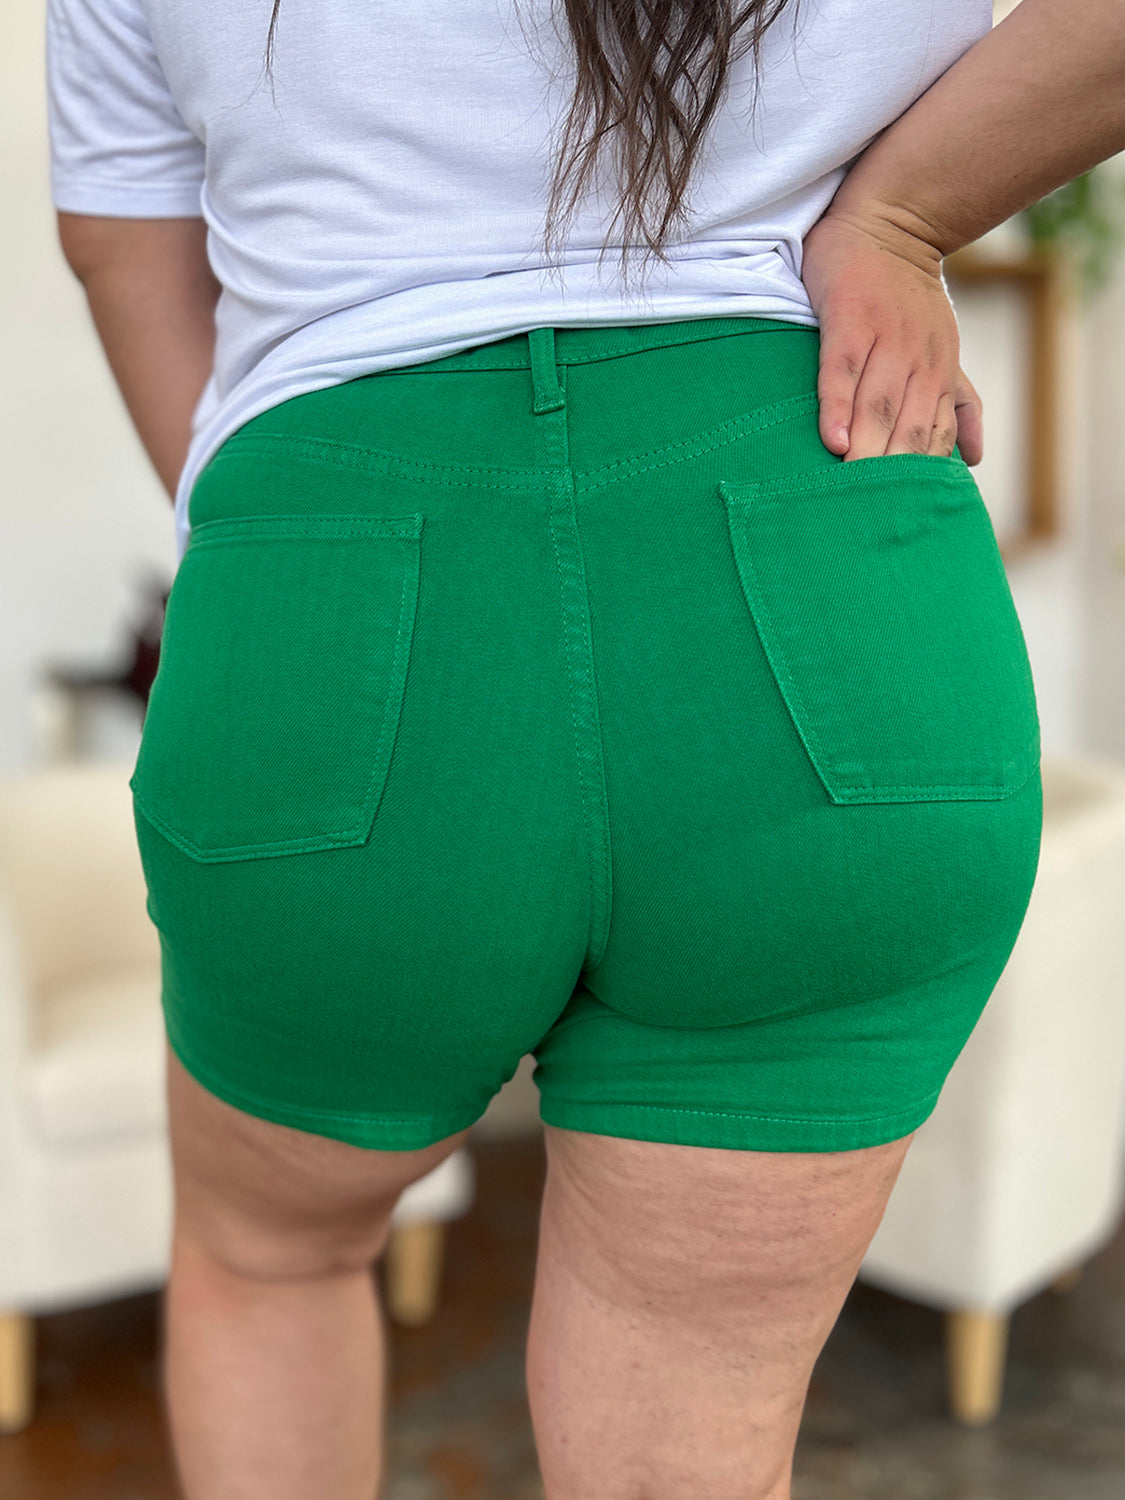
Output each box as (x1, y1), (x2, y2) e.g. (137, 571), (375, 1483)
(130, 316), (1043, 1153)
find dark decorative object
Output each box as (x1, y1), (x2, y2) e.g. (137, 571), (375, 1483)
(42, 568), (169, 719)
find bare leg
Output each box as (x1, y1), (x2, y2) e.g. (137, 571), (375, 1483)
(162, 1043), (469, 1500)
(526, 1124), (915, 1500)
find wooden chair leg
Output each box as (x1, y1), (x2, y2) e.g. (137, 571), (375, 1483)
(382, 1220), (447, 1326)
(0, 1311), (35, 1435)
(946, 1307), (1009, 1426)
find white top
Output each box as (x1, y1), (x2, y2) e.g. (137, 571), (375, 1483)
(46, 0), (993, 560)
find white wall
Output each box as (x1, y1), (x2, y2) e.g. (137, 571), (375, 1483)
(0, 1), (178, 771)
(1001, 246), (1092, 761)
(1081, 176), (1125, 761)
(1, 0), (1121, 776)
(951, 219), (1093, 759)
(972, 0), (1122, 761)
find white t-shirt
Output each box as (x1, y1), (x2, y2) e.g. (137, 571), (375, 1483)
(46, 0), (992, 560)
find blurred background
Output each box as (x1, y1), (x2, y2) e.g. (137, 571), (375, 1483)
(2, 0), (1125, 1496)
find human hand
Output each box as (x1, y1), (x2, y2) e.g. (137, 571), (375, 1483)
(798, 207), (984, 465)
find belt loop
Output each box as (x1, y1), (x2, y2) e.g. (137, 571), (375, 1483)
(528, 327), (566, 415)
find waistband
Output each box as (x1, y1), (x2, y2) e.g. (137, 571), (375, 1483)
(397, 315), (815, 375)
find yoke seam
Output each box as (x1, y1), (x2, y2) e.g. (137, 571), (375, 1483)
(206, 390), (821, 496)
(577, 392), (819, 491)
(201, 436), (551, 493)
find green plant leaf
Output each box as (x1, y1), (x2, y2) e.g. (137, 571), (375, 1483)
(1019, 168), (1125, 299)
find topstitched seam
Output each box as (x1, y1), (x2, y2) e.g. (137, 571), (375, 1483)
(132, 530), (420, 857)
(542, 1090), (943, 1127)
(547, 495), (606, 973)
(201, 437), (552, 492)
(534, 358), (613, 975)
(720, 488), (1040, 801)
(578, 392), (819, 491)
(204, 390), (822, 498)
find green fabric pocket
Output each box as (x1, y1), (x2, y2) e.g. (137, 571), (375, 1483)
(130, 512), (423, 861)
(718, 453), (1041, 805)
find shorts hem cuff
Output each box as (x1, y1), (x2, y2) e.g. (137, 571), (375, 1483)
(536, 1092), (942, 1152)
(164, 1027), (483, 1151)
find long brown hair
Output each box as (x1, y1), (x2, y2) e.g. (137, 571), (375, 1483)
(263, 1), (798, 288)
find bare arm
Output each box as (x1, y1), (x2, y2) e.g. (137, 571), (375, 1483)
(57, 214), (220, 501)
(801, 0), (1125, 462)
(833, 0), (1125, 262)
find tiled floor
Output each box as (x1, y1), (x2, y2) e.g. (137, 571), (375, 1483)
(2, 1132), (1123, 1499)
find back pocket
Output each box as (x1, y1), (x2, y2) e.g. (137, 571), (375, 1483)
(129, 512), (424, 861)
(718, 454), (1040, 805)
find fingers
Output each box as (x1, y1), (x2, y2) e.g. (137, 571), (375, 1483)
(877, 375), (959, 458)
(816, 320), (873, 456)
(953, 374), (985, 465)
(928, 391), (960, 457)
(844, 343), (917, 458)
(817, 323), (983, 463)
(801, 210), (987, 465)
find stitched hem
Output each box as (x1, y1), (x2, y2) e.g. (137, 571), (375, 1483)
(537, 1091), (942, 1153)
(164, 1025), (483, 1151)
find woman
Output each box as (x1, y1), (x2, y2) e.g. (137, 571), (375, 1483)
(45, 1), (1123, 1496)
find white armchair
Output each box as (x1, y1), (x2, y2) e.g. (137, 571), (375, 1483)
(0, 759), (474, 1434)
(7, 752), (1122, 1433)
(857, 754), (1125, 1425)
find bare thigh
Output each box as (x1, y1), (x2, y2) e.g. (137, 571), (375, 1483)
(527, 1123), (916, 1500)
(164, 1043), (471, 1278)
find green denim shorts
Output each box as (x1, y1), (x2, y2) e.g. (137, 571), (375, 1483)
(130, 316), (1043, 1153)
